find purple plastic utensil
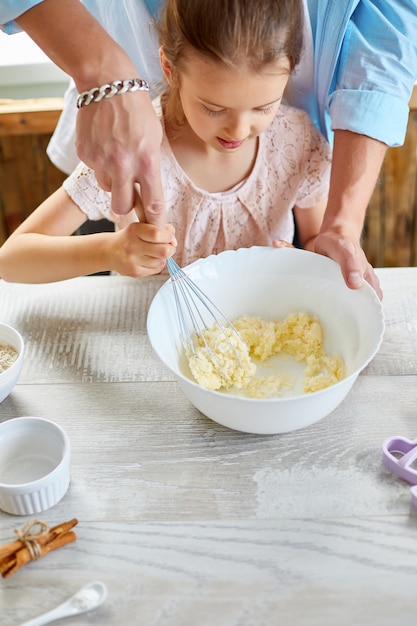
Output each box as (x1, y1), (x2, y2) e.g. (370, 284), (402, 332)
(382, 436), (417, 508)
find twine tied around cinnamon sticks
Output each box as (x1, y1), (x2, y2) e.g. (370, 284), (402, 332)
(14, 519), (49, 561)
(0, 518), (78, 578)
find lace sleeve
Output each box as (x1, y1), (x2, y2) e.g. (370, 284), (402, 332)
(62, 162), (114, 222)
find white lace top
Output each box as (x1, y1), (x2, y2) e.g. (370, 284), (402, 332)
(63, 99), (331, 267)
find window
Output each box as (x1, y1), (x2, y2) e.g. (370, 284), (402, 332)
(0, 31), (69, 98)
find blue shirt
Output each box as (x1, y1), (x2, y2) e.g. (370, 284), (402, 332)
(143, 0), (160, 15)
(309, 0), (417, 146)
(0, 0), (43, 32)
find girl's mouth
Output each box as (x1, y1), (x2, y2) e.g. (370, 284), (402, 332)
(217, 137), (245, 150)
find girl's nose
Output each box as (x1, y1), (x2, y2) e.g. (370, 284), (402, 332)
(224, 114), (251, 140)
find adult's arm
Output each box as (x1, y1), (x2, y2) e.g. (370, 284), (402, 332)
(10, 0), (166, 222)
(316, 0), (417, 292)
(314, 130), (386, 298)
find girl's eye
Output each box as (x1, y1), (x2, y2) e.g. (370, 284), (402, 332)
(203, 106), (224, 116)
(257, 105), (274, 115)
(202, 104), (276, 116)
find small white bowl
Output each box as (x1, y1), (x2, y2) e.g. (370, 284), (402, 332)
(0, 417), (71, 515)
(0, 323), (24, 403)
(147, 247), (385, 434)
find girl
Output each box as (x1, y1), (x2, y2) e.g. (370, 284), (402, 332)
(0, 0), (331, 284)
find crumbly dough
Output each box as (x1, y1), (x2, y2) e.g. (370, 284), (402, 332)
(187, 312), (346, 397)
(188, 326), (256, 391)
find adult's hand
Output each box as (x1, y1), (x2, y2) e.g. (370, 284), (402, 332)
(16, 0), (166, 226)
(314, 230), (382, 299)
(317, 130), (387, 300)
(76, 91), (165, 222)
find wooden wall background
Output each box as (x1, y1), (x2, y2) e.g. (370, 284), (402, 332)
(0, 93), (417, 268)
(363, 86), (417, 267)
(0, 98), (66, 244)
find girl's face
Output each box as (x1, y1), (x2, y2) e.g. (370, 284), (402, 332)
(160, 48), (291, 153)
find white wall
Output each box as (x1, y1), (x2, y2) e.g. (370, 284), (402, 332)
(0, 30), (69, 98)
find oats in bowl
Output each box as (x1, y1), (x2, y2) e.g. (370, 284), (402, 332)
(0, 324), (25, 403)
(0, 343), (18, 374)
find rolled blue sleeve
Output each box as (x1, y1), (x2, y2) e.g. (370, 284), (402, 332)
(329, 90), (410, 147)
(331, 0), (417, 146)
(0, 0), (44, 33)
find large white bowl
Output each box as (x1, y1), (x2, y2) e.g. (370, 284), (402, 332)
(0, 323), (24, 404)
(147, 247), (385, 434)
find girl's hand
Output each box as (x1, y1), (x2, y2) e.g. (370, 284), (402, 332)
(109, 222), (177, 277)
(272, 239), (294, 249)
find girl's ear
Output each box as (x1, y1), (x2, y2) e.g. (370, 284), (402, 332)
(159, 47), (173, 84)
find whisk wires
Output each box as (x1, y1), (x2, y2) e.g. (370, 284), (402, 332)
(166, 257), (242, 370)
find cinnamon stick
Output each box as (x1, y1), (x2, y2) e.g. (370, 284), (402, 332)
(0, 518), (78, 561)
(0, 518), (78, 578)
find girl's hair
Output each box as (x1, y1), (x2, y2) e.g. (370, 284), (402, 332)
(155, 0), (304, 133)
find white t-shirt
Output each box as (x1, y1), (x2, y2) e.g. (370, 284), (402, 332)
(286, 0), (315, 112)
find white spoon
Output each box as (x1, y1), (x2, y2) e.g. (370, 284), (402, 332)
(18, 581), (108, 626)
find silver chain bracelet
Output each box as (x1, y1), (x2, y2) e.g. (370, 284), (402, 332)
(76, 78), (150, 109)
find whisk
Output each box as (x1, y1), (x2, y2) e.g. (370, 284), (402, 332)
(166, 257), (242, 371)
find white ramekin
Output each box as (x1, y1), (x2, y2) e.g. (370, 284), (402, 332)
(0, 416), (71, 515)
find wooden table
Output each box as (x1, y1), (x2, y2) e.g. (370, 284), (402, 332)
(0, 269), (416, 626)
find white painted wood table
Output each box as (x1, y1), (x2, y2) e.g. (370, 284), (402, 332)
(0, 268), (416, 626)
